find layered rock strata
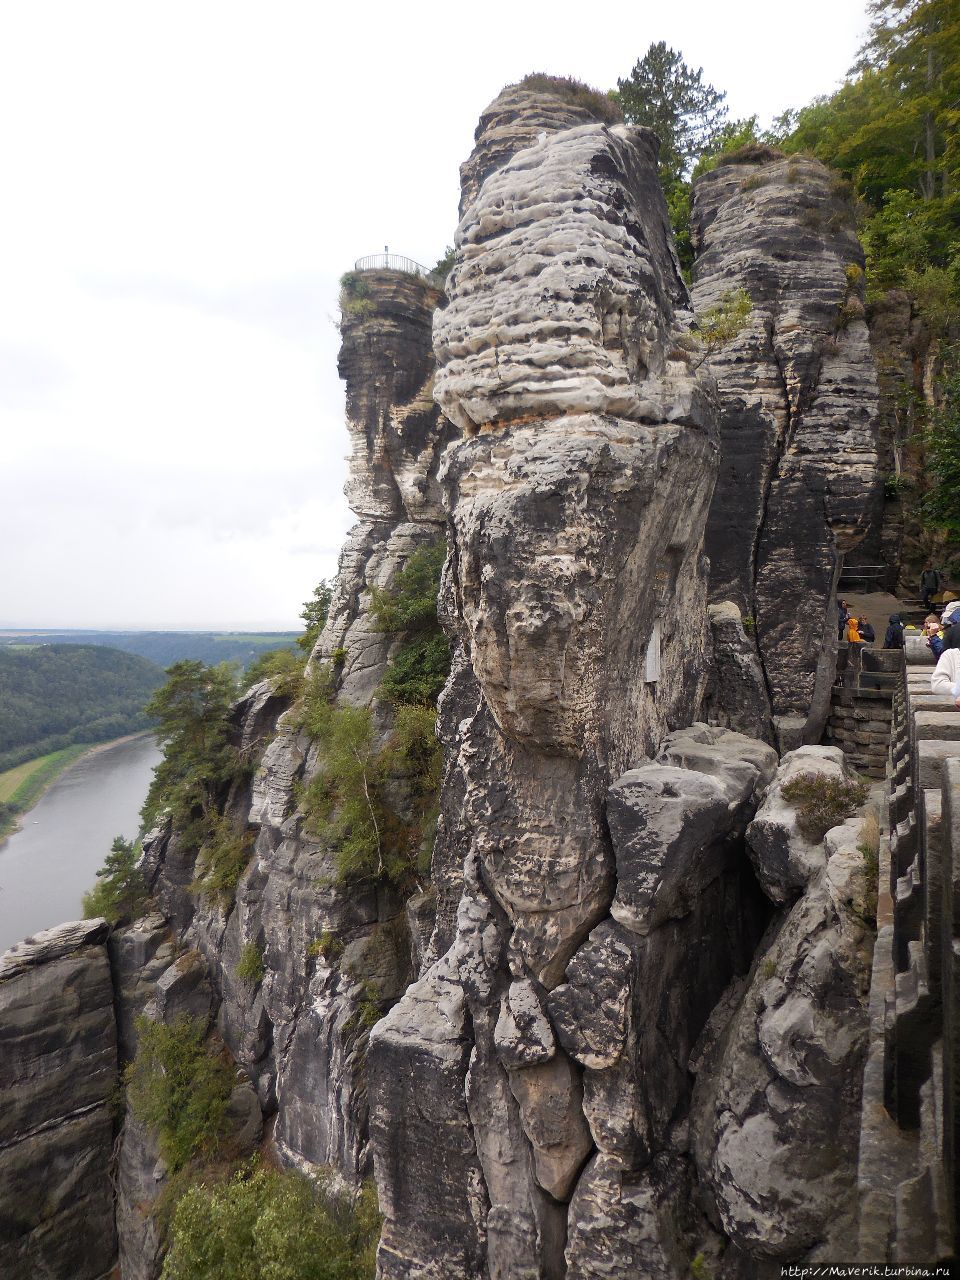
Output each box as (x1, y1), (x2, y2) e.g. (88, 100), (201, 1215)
(369, 87), (731, 1280)
(0, 921), (118, 1280)
(691, 148), (879, 750)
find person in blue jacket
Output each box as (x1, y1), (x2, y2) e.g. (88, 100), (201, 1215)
(883, 614), (905, 649)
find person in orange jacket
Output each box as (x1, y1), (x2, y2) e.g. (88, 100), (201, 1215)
(846, 616), (864, 645)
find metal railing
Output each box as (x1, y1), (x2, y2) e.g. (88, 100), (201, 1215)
(353, 253), (443, 287)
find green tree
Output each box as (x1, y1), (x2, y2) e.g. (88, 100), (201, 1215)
(161, 1164), (380, 1280)
(299, 580), (333, 653)
(615, 42), (728, 195)
(82, 835), (148, 924)
(141, 661), (241, 840)
(125, 1015), (234, 1173)
(922, 355), (960, 535)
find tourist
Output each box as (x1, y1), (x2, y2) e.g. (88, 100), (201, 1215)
(883, 614), (905, 649)
(859, 617), (875, 644)
(846, 616), (864, 645)
(925, 615), (945, 659)
(931, 644), (960, 709)
(921, 564), (942, 609)
(837, 597), (850, 641)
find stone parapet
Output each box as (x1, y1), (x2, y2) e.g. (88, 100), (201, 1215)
(857, 663), (959, 1261)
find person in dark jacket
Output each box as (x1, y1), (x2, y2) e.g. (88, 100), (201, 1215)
(884, 614), (905, 649)
(837, 598), (850, 641)
(859, 617), (876, 644)
(921, 565), (942, 609)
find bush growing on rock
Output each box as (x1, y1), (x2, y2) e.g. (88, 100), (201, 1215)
(241, 647), (304, 699)
(371, 539), (450, 708)
(780, 772), (869, 842)
(126, 1015), (235, 1174)
(189, 812), (255, 907)
(161, 1163), (380, 1280)
(235, 942), (265, 987)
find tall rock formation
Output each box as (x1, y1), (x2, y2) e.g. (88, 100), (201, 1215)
(132, 264), (455, 1226)
(691, 147), (879, 750)
(368, 84), (739, 1280)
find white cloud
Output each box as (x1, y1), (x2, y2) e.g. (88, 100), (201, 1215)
(0, 0), (870, 627)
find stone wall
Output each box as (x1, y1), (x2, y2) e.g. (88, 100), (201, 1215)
(824, 645), (901, 779)
(857, 656), (960, 1262)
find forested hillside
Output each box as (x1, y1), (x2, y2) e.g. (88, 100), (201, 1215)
(0, 630), (298, 670)
(0, 645), (164, 771)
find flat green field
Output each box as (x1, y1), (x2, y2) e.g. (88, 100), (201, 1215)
(0, 746), (88, 833)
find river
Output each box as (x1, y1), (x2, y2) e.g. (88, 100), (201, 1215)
(0, 735), (163, 955)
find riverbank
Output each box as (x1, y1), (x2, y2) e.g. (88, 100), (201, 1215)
(0, 733), (153, 843)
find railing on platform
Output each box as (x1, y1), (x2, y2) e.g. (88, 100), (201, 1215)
(353, 253), (443, 287)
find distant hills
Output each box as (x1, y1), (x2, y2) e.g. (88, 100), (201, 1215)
(0, 629), (299, 670)
(0, 645), (166, 772)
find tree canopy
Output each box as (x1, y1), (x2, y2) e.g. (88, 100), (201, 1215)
(615, 42), (728, 194)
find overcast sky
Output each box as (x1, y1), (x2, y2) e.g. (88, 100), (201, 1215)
(0, 0), (870, 631)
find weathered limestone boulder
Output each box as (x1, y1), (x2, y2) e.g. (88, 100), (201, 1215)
(690, 746), (874, 1264)
(0, 920), (118, 1280)
(692, 148), (879, 749)
(370, 83), (725, 1280)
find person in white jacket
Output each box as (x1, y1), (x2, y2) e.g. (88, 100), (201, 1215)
(931, 646), (960, 708)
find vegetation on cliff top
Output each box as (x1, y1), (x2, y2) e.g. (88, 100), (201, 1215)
(515, 73), (622, 124)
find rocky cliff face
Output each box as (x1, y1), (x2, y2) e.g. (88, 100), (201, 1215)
(368, 86), (746, 1280)
(117, 265), (456, 1279)
(0, 921), (118, 1280)
(691, 148), (879, 750)
(0, 86), (893, 1280)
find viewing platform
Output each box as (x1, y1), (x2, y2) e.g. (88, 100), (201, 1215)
(353, 253), (445, 289)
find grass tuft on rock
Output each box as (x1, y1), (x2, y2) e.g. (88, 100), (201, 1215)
(780, 772), (869, 842)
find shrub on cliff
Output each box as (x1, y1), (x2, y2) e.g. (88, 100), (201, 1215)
(515, 73), (622, 125)
(780, 772), (869, 842)
(126, 1015), (235, 1174)
(190, 812), (255, 907)
(371, 540), (450, 707)
(241, 646), (305, 699)
(299, 578), (333, 653)
(82, 834), (148, 924)
(161, 1163), (380, 1280)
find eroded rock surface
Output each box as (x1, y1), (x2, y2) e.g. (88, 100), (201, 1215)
(692, 148), (879, 749)
(0, 920), (117, 1280)
(370, 85), (728, 1280)
(690, 747), (874, 1265)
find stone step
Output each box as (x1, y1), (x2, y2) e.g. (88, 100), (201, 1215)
(910, 711), (960, 741)
(917, 740), (960, 788)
